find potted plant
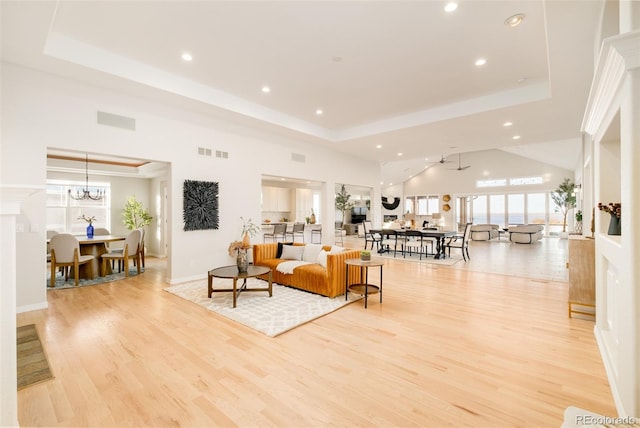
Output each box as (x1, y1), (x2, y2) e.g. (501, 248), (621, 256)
(360, 250), (371, 261)
(231, 217), (260, 272)
(122, 196), (152, 230)
(335, 184), (354, 226)
(575, 210), (583, 234)
(551, 178), (576, 238)
(121, 196), (152, 264)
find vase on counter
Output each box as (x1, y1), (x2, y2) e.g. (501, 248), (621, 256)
(237, 248), (249, 273)
(86, 223), (94, 239)
(310, 209), (316, 224)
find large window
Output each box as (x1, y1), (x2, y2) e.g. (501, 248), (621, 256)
(472, 195), (488, 224)
(527, 193), (546, 226)
(507, 194), (525, 225)
(47, 180), (111, 234)
(405, 195), (439, 215)
(489, 195), (505, 227)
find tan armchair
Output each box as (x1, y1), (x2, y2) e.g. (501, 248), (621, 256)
(101, 229), (141, 277)
(49, 234), (95, 287)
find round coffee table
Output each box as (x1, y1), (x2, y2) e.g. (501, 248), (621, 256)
(207, 265), (272, 308)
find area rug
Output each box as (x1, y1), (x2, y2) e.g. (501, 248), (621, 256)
(375, 251), (463, 266)
(165, 278), (362, 337)
(17, 324), (53, 390)
(46, 266), (144, 289)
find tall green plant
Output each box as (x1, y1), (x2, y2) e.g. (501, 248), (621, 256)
(122, 196), (153, 230)
(335, 184), (354, 225)
(551, 178), (576, 232)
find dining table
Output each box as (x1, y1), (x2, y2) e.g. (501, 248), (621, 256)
(48, 235), (126, 278)
(77, 235), (126, 277)
(369, 228), (457, 259)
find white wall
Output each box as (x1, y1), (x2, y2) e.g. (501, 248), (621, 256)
(1, 63), (381, 311)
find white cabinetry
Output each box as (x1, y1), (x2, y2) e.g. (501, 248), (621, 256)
(262, 186), (291, 212)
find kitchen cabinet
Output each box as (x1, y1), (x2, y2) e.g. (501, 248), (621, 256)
(262, 186), (291, 212)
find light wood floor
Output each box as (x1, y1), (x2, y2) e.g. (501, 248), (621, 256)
(21, 252), (615, 427)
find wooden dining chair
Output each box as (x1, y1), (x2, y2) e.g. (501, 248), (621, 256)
(49, 234), (95, 287)
(101, 229), (142, 277)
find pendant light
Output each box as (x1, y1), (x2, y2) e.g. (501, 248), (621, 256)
(68, 154), (104, 201)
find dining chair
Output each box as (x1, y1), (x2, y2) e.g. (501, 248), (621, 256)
(444, 222), (472, 261)
(310, 225), (322, 244)
(285, 222), (305, 243)
(101, 229), (142, 277)
(49, 233), (95, 287)
(362, 220), (381, 251)
(263, 223), (287, 242)
(402, 230), (432, 260)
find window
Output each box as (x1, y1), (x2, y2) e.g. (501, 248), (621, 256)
(46, 180), (111, 234)
(477, 179), (507, 188)
(405, 195), (438, 215)
(472, 195), (487, 224)
(489, 194), (505, 227)
(527, 193), (546, 226)
(507, 194), (525, 225)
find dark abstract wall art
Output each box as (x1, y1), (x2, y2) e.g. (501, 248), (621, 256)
(183, 179), (219, 231)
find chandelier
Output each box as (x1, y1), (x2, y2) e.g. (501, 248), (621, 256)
(68, 154), (105, 201)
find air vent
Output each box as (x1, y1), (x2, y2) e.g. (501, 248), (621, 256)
(291, 153), (306, 163)
(198, 147), (212, 157)
(216, 150), (228, 159)
(97, 111), (136, 131)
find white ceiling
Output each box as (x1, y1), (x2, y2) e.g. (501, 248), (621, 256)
(1, 1), (601, 184)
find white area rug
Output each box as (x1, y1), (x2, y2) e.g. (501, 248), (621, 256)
(165, 278), (362, 337)
(375, 251), (463, 266)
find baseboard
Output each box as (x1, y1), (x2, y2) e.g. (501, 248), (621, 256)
(17, 301), (48, 314)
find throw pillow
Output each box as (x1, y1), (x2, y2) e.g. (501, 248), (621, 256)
(330, 245), (345, 254)
(280, 244), (304, 261)
(302, 244), (323, 263)
(317, 249), (329, 268)
(276, 242), (294, 258)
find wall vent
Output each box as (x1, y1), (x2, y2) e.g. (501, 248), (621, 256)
(97, 111), (136, 131)
(198, 147), (212, 157)
(216, 150), (229, 159)
(291, 153), (306, 163)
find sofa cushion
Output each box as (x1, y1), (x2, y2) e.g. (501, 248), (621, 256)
(276, 242), (294, 258)
(317, 249), (329, 268)
(280, 244), (304, 260)
(330, 245), (345, 254)
(302, 244), (324, 263)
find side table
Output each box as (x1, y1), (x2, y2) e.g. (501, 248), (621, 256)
(208, 265), (272, 308)
(345, 258), (384, 308)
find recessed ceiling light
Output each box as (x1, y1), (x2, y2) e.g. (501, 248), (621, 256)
(380, 181), (384, 185)
(517, 77), (527, 84)
(262, 86), (270, 93)
(505, 13), (525, 27)
(181, 52), (193, 61)
(397, 153), (403, 156)
(475, 58), (487, 67)
(503, 121), (513, 127)
(376, 145), (382, 149)
(512, 135), (521, 140)
(280, 178), (285, 181)
(444, 2), (458, 12)
(425, 157), (429, 161)
(316, 109), (323, 115)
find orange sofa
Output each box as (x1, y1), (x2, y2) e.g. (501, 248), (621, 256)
(252, 243), (362, 298)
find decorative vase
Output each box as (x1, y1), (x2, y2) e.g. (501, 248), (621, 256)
(236, 248), (249, 273)
(310, 212), (316, 224)
(575, 221), (583, 234)
(242, 232), (251, 248)
(86, 223), (94, 239)
(607, 214), (621, 236)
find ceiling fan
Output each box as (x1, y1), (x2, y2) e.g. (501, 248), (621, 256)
(450, 153), (471, 171)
